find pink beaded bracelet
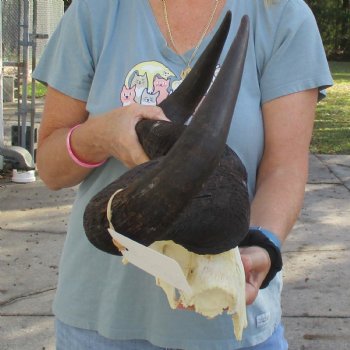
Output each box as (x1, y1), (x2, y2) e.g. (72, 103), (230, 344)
(66, 124), (106, 168)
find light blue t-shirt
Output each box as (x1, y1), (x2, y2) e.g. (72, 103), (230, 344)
(33, 0), (333, 349)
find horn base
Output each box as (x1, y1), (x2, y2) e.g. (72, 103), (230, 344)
(135, 120), (186, 159)
(83, 147), (249, 255)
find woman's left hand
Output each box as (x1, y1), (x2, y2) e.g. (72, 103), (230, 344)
(239, 246), (271, 305)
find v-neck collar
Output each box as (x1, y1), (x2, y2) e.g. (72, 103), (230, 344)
(143, 0), (229, 65)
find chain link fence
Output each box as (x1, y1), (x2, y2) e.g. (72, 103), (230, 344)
(2, 0), (19, 66)
(3, 0), (63, 69)
(1, 0), (64, 157)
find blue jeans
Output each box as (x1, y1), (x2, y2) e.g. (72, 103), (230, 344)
(55, 318), (288, 350)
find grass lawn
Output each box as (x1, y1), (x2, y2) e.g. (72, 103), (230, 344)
(19, 81), (47, 98)
(30, 81), (47, 98)
(310, 61), (350, 154)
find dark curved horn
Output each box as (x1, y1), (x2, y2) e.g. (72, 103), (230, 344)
(135, 119), (186, 159)
(83, 15), (250, 254)
(183, 14), (250, 166)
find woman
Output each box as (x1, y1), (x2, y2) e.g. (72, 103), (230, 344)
(33, 0), (333, 349)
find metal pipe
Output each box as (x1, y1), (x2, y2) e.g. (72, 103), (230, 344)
(20, 0), (29, 149)
(0, 0), (4, 169)
(17, 0), (21, 146)
(30, 0), (37, 159)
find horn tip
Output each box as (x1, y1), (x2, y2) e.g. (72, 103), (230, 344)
(224, 10), (232, 21)
(241, 14), (250, 27)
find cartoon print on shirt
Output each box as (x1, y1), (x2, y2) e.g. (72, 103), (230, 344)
(141, 88), (160, 105)
(120, 85), (136, 106)
(153, 75), (171, 104)
(129, 71), (148, 103)
(120, 61), (178, 106)
(120, 61), (221, 107)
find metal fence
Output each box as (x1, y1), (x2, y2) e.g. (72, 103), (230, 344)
(3, 0), (63, 68)
(2, 0), (20, 65)
(1, 0), (64, 159)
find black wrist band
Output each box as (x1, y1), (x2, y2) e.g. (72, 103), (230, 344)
(239, 228), (283, 289)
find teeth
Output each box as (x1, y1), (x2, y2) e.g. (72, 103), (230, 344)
(149, 240), (248, 341)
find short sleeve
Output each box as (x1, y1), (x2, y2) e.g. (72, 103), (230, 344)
(260, 0), (333, 103)
(32, 0), (94, 101)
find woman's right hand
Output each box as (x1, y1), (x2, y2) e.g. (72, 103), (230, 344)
(239, 246), (271, 305)
(97, 104), (169, 168)
(37, 87), (169, 190)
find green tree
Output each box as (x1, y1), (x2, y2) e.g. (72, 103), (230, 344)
(306, 0), (350, 60)
(63, 0), (72, 11)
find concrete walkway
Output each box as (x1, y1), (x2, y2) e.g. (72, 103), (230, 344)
(282, 154), (350, 350)
(1, 99), (349, 349)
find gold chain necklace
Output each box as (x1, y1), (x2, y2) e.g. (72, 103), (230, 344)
(161, 0), (220, 79)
